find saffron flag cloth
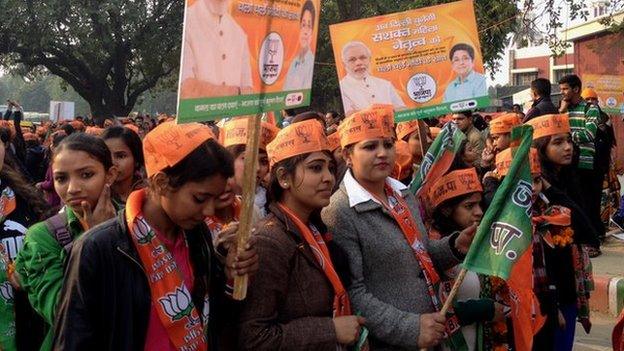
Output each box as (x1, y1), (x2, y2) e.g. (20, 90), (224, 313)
(408, 121), (465, 202)
(463, 125), (544, 351)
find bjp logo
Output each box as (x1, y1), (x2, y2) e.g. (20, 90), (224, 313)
(159, 285), (200, 327)
(295, 125), (312, 143)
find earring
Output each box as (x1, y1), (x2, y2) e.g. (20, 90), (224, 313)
(283, 183), (288, 187)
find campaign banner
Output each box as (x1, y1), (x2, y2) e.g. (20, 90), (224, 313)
(177, 0), (321, 123)
(329, 0), (489, 122)
(583, 74), (624, 114)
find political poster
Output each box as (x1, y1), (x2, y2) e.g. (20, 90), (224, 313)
(177, 0), (321, 123)
(329, 0), (489, 122)
(583, 74), (624, 114)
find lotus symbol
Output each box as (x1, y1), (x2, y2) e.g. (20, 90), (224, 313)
(133, 217), (155, 245)
(0, 281), (14, 304)
(159, 285), (198, 325)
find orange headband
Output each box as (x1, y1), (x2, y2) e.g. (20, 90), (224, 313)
(525, 114), (570, 139)
(391, 140), (413, 180)
(143, 121), (215, 177)
(267, 119), (329, 166)
(428, 168), (483, 209)
(496, 147), (541, 176)
(338, 107), (395, 148)
(396, 120), (420, 141)
(327, 132), (341, 152)
(490, 113), (521, 135)
(222, 118), (279, 150)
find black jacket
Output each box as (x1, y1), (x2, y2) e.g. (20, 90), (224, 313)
(53, 211), (235, 350)
(523, 97), (558, 123)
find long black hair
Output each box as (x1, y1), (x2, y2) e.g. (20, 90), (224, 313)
(53, 133), (114, 171)
(0, 128), (54, 220)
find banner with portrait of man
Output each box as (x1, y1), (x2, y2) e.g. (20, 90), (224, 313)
(329, 0), (489, 122)
(177, 0), (321, 122)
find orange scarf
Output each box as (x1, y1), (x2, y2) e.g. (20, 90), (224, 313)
(126, 189), (208, 351)
(371, 184), (441, 307)
(205, 197), (241, 235)
(277, 203), (351, 317)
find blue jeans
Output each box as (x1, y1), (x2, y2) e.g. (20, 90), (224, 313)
(554, 304), (577, 351)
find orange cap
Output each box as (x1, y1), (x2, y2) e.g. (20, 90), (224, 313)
(143, 121), (215, 177)
(70, 120), (85, 131)
(581, 88), (598, 100)
(396, 120), (419, 141)
(338, 107), (395, 148)
(124, 124), (140, 134)
(222, 118), (279, 150)
(327, 132), (341, 152)
(430, 127), (442, 138)
(85, 127), (104, 136)
(489, 113), (521, 135)
(0, 121), (15, 140)
(391, 140), (413, 180)
(23, 132), (38, 142)
(266, 119), (329, 166)
(428, 168), (483, 209)
(525, 114), (570, 139)
(495, 147), (541, 176)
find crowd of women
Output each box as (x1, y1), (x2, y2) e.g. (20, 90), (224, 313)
(0, 89), (608, 350)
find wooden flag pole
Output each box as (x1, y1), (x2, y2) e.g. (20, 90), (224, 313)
(419, 268), (468, 351)
(233, 114), (263, 301)
(417, 119), (430, 158)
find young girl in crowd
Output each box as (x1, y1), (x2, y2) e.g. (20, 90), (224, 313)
(15, 133), (119, 350)
(53, 122), (258, 350)
(239, 119), (364, 350)
(0, 127), (51, 351)
(222, 119), (278, 218)
(327, 132), (346, 193)
(525, 115), (595, 350)
(322, 108), (476, 350)
(396, 120), (432, 177)
(428, 168), (505, 351)
(37, 131), (67, 209)
(101, 126), (145, 204)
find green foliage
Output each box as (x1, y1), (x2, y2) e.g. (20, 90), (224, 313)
(0, 0), (182, 120)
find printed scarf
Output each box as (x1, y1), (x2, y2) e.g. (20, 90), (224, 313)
(371, 185), (441, 308)
(126, 189), (208, 351)
(277, 203), (351, 317)
(0, 186), (17, 351)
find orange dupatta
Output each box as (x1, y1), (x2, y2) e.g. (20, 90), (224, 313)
(277, 203), (351, 317)
(126, 189), (208, 351)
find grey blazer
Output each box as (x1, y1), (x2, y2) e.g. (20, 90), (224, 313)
(322, 180), (461, 350)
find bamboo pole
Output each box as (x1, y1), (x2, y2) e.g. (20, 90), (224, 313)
(417, 119), (430, 158)
(232, 114), (262, 300)
(420, 268), (468, 351)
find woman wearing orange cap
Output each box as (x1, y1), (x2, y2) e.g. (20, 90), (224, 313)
(480, 113), (521, 171)
(527, 115), (595, 350)
(238, 119), (364, 350)
(395, 120), (432, 184)
(54, 122), (258, 350)
(322, 108), (476, 350)
(222, 119), (279, 218)
(427, 168), (506, 351)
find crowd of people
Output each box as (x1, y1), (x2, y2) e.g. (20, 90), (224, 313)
(0, 73), (619, 350)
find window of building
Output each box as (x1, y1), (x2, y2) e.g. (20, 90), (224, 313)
(554, 68), (573, 82)
(513, 72), (538, 86)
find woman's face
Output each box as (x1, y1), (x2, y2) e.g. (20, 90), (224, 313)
(462, 143), (479, 165)
(345, 138), (396, 184)
(450, 192), (483, 230)
(491, 133), (511, 152)
(105, 138), (135, 184)
(407, 130), (432, 160)
(451, 49), (474, 78)
(299, 10), (313, 51)
(545, 133), (573, 166)
(284, 152), (335, 210)
(233, 149), (271, 194)
(160, 175), (228, 230)
(53, 149), (115, 216)
(215, 177), (236, 210)
(332, 147), (343, 164)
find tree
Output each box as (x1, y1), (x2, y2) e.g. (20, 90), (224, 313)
(309, 0), (519, 113)
(0, 0), (182, 122)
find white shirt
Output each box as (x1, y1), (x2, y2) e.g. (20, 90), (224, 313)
(339, 74), (407, 114)
(283, 50), (315, 91)
(343, 170), (407, 208)
(182, 0), (252, 91)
